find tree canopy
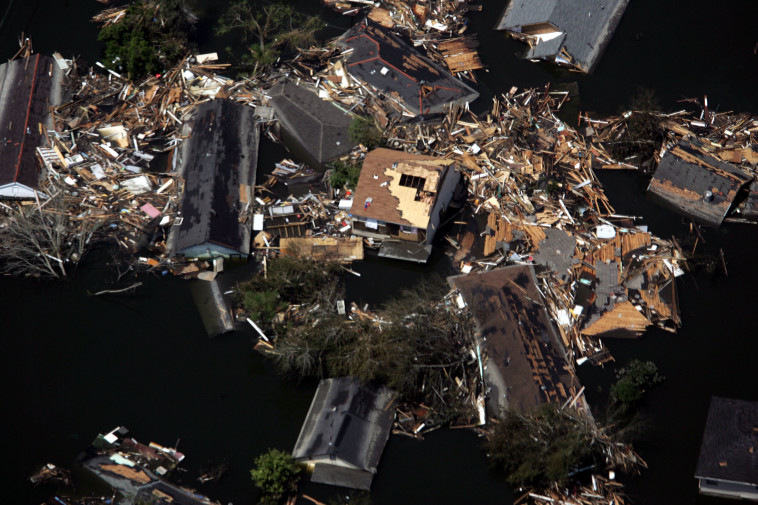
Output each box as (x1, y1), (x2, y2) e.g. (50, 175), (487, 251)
(250, 448), (302, 503)
(97, 0), (195, 79)
(216, 0), (322, 69)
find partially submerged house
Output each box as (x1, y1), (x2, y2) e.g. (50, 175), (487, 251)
(0, 54), (64, 198)
(495, 0), (630, 73)
(349, 147), (462, 263)
(449, 265), (582, 415)
(168, 99), (259, 259)
(648, 138), (753, 227)
(292, 377), (396, 491)
(695, 397), (758, 501)
(336, 21), (479, 117)
(79, 426), (220, 505)
(267, 81), (355, 166)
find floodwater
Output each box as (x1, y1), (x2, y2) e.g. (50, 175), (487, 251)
(2, 1), (758, 504)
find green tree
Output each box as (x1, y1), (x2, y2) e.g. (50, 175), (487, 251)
(329, 160), (362, 190)
(610, 359), (664, 406)
(250, 448), (302, 503)
(485, 404), (596, 489)
(216, 0), (322, 69)
(97, 0), (195, 79)
(348, 116), (383, 149)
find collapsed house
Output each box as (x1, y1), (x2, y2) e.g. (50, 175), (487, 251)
(168, 99), (259, 259)
(495, 0), (630, 73)
(449, 265), (583, 416)
(336, 21), (479, 117)
(695, 397), (758, 501)
(292, 377), (396, 491)
(0, 54), (64, 198)
(79, 426), (220, 505)
(349, 147), (462, 262)
(647, 138), (753, 227)
(267, 81), (356, 166)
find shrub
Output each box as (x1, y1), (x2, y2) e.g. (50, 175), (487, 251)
(610, 359), (664, 405)
(348, 116), (383, 149)
(250, 448), (302, 503)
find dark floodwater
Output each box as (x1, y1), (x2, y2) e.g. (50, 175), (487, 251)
(2, 1), (758, 504)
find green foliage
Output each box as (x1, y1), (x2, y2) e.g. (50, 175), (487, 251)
(237, 256), (342, 325)
(250, 448), (302, 503)
(610, 359), (664, 405)
(329, 160), (362, 190)
(348, 116), (383, 149)
(216, 0), (322, 70)
(97, 0), (194, 79)
(270, 278), (478, 421)
(485, 404), (596, 488)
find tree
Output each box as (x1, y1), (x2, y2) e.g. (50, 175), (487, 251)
(348, 116), (383, 149)
(485, 404), (597, 489)
(329, 160), (362, 191)
(0, 190), (103, 279)
(97, 0), (195, 79)
(610, 359), (664, 406)
(250, 448), (302, 503)
(216, 0), (322, 69)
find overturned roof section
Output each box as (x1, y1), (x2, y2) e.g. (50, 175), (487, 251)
(0, 54), (62, 198)
(350, 147), (455, 228)
(267, 81), (355, 164)
(171, 99), (258, 256)
(495, 0), (630, 73)
(449, 265), (579, 414)
(695, 397), (758, 485)
(292, 377), (396, 490)
(337, 21), (479, 115)
(648, 138), (752, 227)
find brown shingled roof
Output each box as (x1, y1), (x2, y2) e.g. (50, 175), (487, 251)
(350, 148), (453, 228)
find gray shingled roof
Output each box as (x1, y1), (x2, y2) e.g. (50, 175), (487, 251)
(337, 21), (479, 115)
(268, 81), (355, 165)
(292, 377), (396, 490)
(496, 0), (630, 72)
(648, 138), (752, 227)
(172, 99), (258, 255)
(530, 227), (578, 281)
(695, 397), (758, 485)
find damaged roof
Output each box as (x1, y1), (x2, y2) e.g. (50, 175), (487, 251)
(267, 81), (355, 165)
(648, 138), (753, 227)
(292, 377), (395, 490)
(172, 99), (258, 256)
(350, 147), (455, 229)
(337, 21), (479, 115)
(449, 265), (579, 413)
(0, 54), (61, 198)
(495, 0), (630, 73)
(695, 397), (758, 485)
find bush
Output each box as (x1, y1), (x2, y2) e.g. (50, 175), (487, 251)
(610, 359), (664, 405)
(348, 116), (383, 149)
(250, 448), (302, 503)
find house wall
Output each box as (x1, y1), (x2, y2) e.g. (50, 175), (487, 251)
(426, 166), (461, 244)
(698, 478), (758, 501)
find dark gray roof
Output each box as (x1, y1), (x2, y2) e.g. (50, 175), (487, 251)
(0, 54), (60, 194)
(292, 377), (395, 489)
(583, 260), (621, 328)
(337, 21), (479, 115)
(530, 227), (578, 281)
(648, 138), (752, 227)
(695, 397), (758, 485)
(496, 0), (630, 72)
(172, 99), (258, 255)
(268, 81), (355, 165)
